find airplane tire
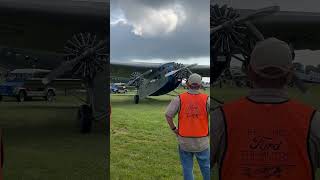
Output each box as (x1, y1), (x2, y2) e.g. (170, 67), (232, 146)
(134, 95), (139, 104)
(0, 95), (2, 101)
(78, 104), (93, 133)
(45, 90), (55, 102)
(17, 90), (26, 102)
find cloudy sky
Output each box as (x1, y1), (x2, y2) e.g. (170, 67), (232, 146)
(214, 0), (320, 66)
(111, 0), (210, 65)
(111, 0), (320, 67)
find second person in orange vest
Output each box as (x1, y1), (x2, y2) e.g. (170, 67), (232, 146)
(211, 38), (320, 180)
(165, 73), (210, 180)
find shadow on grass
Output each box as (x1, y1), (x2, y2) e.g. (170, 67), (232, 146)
(111, 96), (173, 107)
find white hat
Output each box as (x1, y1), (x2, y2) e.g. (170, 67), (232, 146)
(250, 37), (293, 79)
(188, 73), (202, 85)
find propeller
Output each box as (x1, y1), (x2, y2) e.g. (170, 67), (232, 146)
(42, 39), (107, 85)
(211, 6), (279, 33)
(127, 70), (153, 87)
(210, 5), (279, 83)
(165, 63), (197, 77)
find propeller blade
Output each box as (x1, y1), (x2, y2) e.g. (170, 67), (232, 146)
(42, 40), (106, 85)
(127, 69), (152, 86)
(42, 58), (79, 85)
(165, 63), (197, 77)
(211, 6), (279, 33)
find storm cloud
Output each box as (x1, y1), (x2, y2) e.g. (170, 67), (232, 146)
(111, 0), (210, 65)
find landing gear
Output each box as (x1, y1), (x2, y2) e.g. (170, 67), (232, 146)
(134, 95), (139, 104)
(45, 90), (55, 102)
(0, 95), (2, 101)
(17, 90), (26, 102)
(78, 104), (93, 133)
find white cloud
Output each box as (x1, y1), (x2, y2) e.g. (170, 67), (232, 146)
(130, 57), (209, 66)
(117, 1), (186, 37)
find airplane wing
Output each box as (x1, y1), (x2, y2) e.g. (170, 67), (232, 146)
(0, 0), (110, 83)
(110, 62), (210, 79)
(238, 8), (320, 50)
(190, 65), (210, 77)
(0, 0), (108, 66)
(110, 61), (163, 78)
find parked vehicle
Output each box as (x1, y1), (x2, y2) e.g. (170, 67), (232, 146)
(0, 69), (56, 102)
(110, 84), (128, 94)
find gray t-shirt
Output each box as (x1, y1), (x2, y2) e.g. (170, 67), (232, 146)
(211, 88), (320, 172)
(165, 89), (210, 152)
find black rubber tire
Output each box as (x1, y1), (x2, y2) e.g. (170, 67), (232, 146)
(134, 95), (139, 104)
(78, 104), (93, 133)
(17, 91), (26, 102)
(0, 95), (2, 101)
(45, 90), (55, 102)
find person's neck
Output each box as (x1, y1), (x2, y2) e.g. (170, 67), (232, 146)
(188, 88), (200, 94)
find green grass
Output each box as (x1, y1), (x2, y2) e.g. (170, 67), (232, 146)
(112, 86), (319, 180)
(111, 89), (209, 180)
(0, 96), (107, 180)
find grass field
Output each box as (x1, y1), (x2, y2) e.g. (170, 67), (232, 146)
(111, 86), (320, 180)
(0, 96), (107, 180)
(111, 89), (209, 180)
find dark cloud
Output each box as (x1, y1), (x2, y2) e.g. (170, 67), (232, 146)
(111, 0), (209, 62)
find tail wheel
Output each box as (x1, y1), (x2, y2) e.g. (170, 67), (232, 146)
(17, 90), (26, 102)
(78, 104), (93, 133)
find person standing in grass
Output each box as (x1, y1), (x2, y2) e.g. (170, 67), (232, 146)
(165, 73), (210, 180)
(211, 38), (320, 180)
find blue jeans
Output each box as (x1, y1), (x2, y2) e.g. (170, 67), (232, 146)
(179, 146), (210, 180)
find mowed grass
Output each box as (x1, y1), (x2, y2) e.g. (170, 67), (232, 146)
(0, 96), (107, 180)
(111, 89), (209, 180)
(111, 85), (319, 180)
(211, 85), (320, 179)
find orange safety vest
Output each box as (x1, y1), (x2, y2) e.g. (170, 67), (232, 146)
(220, 97), (315, 180)
(178, 92), (209, 137)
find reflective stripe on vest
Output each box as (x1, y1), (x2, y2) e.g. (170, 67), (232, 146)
(178, 92), (209, 137)
(220, 97), (315, 180)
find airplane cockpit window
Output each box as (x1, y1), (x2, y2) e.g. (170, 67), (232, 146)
(6, 73), (17, 81)
(6, 73), (33, 81)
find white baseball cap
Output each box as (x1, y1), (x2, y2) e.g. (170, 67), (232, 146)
(188, 73), (202, 85)
(250, 37), (293, 79)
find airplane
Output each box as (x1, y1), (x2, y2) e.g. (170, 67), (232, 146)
(211, 3), (320, 92)
(0, 0), (109, 134)
(111, 61), (209, 104)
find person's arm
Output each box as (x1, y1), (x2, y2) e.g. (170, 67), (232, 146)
(165, 115), (178, 135)
(210, 107), (226, 168)
(310, 111), (320, 170)
(165, 96), (180, 135)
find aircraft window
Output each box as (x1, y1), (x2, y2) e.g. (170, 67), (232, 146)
(6, 74), (17, 81)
